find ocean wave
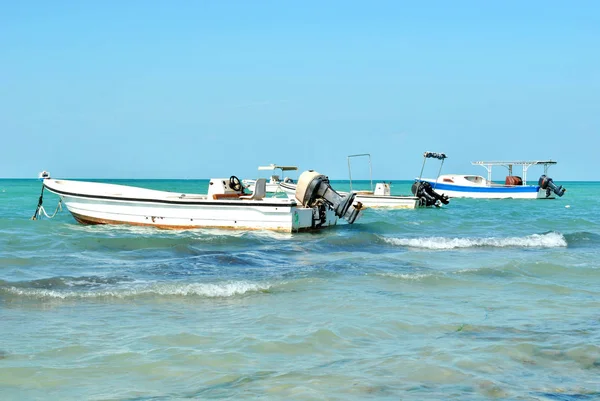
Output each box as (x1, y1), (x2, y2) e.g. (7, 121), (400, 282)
(0, 280), (271, 300)
(563, 232), (600, 248)
(62, 224), (295, 249)
(313, 232), (384, 249)
(381, 232), (567, 250)
(375, 272), (435, 280)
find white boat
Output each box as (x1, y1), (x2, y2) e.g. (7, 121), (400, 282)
(242, 164), (298, 194)
(242, 155), (449, 209)
(244, 158), (423, 208)
(35, 171), (364, 232)
(347, 153), (449, 208)
(418, 159), (566, 199)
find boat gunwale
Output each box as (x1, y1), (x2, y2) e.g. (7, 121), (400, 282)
(44, 183), (299, 208)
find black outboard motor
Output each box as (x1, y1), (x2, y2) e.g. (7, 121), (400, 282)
(538, 175), (566, 197)
(295, 171), (363, 224)
(411, 181), (450, 207)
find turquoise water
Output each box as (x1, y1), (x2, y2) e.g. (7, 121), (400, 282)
(1, 179), (599, 400)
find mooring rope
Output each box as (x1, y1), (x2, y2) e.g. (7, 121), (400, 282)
(38, 200), (63, 219)
(31, 185), (63, 220)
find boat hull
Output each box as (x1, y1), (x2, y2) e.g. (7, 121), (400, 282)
(354, 194), (420, 209)
(421, 180), (555, 199)
(43, 179), (340, 232)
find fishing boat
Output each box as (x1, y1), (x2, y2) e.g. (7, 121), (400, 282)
(346, 153), (449, 208)
(243, 155), (449, 208)
(417, 159), (566, 199)
(34, 171), (364, 232)
(242, 164), (298, 194)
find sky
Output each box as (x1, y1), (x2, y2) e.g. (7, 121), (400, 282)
(1, 1), (599, 180)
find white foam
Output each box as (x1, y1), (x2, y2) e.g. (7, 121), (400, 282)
(4, 281), (271, 299)
(382, 232), (567, 250)
(376, 272), (433, 280)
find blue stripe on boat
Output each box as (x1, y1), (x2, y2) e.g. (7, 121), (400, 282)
(423, 181), (540, 193)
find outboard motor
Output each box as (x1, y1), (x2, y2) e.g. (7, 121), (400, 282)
(411, 180), (450, 207)
(295, 171), (363, 224)
(538, 175), (566, 197)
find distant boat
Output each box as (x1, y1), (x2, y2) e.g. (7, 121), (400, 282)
(417, 160), (566, 199)
(36, 171), (364, 232)
(347, 153), (449, 209)
(244, 155), (450, 209)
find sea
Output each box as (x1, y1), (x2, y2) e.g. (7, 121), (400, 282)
(1, 179), (599, 400)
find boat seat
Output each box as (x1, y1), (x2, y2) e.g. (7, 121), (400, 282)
(240, 178), (266, 200)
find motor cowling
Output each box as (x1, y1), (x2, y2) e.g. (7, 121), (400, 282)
(295, 171), (363, 224)
(411, 180), (450, 207)
(538, 175), (566, 197)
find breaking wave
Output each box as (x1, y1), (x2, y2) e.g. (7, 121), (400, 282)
(1, 280), (271, 300)
(375, 272), (435, 280)
(381, 232), (567, 250)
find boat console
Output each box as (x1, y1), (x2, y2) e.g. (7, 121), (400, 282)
(374, 183), (391, 196)
(208, 176), (246, 199)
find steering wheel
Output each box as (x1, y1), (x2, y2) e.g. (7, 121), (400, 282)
(229, 175), (242, 192)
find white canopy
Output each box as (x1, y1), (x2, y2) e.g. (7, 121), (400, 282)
(471, 160), (558, 184)
(472, 160), (557, 166)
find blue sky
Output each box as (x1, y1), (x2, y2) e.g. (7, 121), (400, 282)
(1, 1), (598, 180)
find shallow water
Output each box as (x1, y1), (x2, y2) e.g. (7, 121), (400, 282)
(1, 179), (599, 400)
